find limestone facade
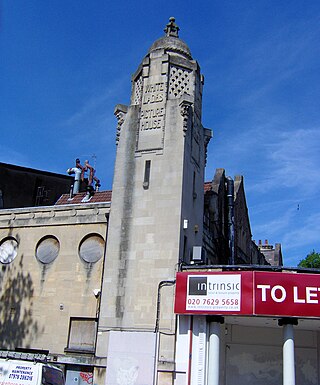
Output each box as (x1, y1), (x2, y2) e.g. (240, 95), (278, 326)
(96, 18), (212, 384)
(0, 202), (109, 384)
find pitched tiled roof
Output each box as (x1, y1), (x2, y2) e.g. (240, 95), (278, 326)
(56, 183), (212, 206)
(204, 181), (212, 192)
(55, 190), (112, 205)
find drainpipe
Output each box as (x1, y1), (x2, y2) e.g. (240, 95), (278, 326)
(67, 167), (82, 194)
(226, 177), (235, 265)
(207, 316), (224, 385)
(279, 318), (298, 385)
(155, 280), (176, 332)
(154, 280), (176, 385)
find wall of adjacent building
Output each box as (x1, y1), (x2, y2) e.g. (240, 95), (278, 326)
(0, 203), (108, 369)
(203, 169), (267, 265)
(0, 162), (72, 209)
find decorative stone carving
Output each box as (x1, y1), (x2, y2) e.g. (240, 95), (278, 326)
(169, 66), (192, 98)
(132, 75), (143, 105)
(179, 100), (193, 136)
(204, 128), (213, 165)
(114, 104), (128, 145)
(164, 17), (180, 37)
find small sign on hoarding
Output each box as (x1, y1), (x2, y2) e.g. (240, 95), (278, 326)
(174, 271), (253, 315)
(186, 274), (241, 312)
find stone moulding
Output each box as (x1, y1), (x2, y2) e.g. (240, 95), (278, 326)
(179, 97), (193, 136)
(0, 204), (110, 228)
(114, 104), (128, 146)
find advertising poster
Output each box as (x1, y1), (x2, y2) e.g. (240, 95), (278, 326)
(186, 274), (241, 312)
(174, 271), (254, 315)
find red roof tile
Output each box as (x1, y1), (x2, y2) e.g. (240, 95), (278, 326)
(56, 183), (211, 206)
(204, 181), (212, 192)
(55, 190), (112, 205)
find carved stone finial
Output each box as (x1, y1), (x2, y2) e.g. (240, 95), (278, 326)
(164, 17), (180, 38)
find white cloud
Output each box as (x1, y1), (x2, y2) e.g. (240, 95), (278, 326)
(0, 146), (31, 168)
(252, 206), (297, 237)
(282, 212), (320, 251)
(233, 127), (320, 198)
(62, 74), (128, 128)
(63, 89), (115, 127)
(270, 128), (320, 191)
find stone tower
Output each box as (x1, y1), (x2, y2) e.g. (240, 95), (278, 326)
(97, 18), (212, 383)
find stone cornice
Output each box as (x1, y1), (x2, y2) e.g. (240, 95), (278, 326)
(0, 203), (110, 228)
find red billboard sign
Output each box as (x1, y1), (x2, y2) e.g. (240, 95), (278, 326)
(174, 271), (320, 318)
(255, 271), (320, 317)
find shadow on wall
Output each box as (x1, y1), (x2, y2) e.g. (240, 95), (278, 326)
(0, 253), (43, 349)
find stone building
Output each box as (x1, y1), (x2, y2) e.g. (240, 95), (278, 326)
(203, 169), (267, 266)
(256, 239), (283, 266)
(2, 18), (311, 385)
(95, 17), (213, 384)
(0, 193), (110, 384)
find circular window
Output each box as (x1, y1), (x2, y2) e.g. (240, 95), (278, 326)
(0, 237), (18, 264)
(79, 234), (105, 263)
(36, 236), (60, 264)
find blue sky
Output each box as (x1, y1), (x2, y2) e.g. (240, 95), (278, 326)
(1, 1), (320, 266)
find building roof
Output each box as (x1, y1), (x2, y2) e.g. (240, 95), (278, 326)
(204, 181), (213, 193)
(56, 184), (214, 206)
(0, 161), (72, 181)
(55, 190), (112, 205)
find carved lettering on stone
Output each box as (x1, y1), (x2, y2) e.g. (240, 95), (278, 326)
(137, 78), (167, 151)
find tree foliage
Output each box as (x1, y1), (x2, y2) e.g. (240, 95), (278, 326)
(298, 250), (320, 268)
